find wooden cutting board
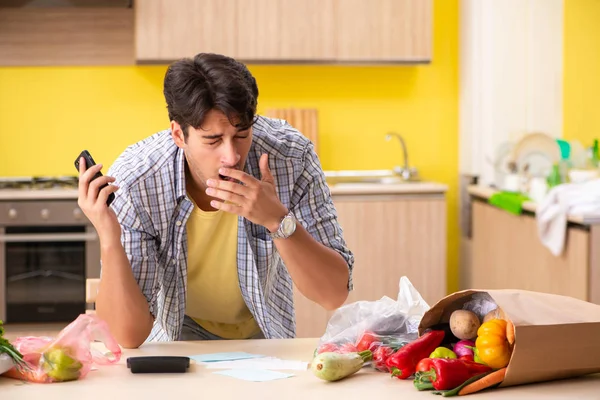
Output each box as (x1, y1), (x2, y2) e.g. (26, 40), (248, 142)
(264, 108), (319, 154)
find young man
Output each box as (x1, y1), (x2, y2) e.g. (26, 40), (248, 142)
(77, 53), (354, 348)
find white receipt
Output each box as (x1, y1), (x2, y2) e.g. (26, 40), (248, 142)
(203, 357), (309, 371)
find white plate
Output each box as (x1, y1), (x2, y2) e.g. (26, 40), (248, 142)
(509, 132), (561, 177)
(0, 353), (15, 375)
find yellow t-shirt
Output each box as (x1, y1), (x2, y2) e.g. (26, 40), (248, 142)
(185, 196), (261, 340)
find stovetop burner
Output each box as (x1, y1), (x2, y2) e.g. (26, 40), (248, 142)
(0, 176), (79, 190)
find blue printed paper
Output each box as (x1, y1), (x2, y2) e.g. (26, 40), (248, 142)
(189, 352), (265, 363)
(213, 368), (294, 382)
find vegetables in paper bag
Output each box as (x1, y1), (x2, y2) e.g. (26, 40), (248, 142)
(475, 319), (512, 369)
(311, 350), (372, 382)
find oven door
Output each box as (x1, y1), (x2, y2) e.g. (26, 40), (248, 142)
(0, 226), (97, 323)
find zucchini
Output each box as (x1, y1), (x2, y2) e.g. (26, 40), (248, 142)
(310, 350), (372, 382)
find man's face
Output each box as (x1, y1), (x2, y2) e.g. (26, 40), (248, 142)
(171, 109), (253, 192)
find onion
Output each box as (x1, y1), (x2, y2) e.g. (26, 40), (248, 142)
(453, 340), (476, 357)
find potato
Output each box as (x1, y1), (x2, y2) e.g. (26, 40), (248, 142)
(449, 310), (481, 340)
(483, 307), (506, 323)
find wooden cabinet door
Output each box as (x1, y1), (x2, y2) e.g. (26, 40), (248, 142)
(471, 201), (590, 301)
(334, 0), (432, 62)
(236, 0), (335, 61)
(135, 0), (238, 61)
(293, 195), (447, 338)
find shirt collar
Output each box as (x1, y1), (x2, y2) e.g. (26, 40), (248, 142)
(174, 146), (187, 201)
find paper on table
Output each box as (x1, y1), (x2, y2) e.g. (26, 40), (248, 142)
(203, 357), (308, 371)
(189, 352), (264, 363)
(213, 368), (294, 382)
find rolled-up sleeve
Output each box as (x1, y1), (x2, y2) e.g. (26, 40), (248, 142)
(292, 142), (355, 291)
(110, 188), (160, 316)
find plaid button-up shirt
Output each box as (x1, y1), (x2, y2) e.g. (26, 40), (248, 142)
(107, 115), (354, 342)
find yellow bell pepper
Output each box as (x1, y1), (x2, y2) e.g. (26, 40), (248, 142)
(475, 319), (512, 369)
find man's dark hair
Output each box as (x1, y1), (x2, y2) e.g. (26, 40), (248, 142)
(163, 53), (259, 138)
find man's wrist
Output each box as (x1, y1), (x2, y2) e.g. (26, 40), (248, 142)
(267, 208), (289, 233)
(99, 235), (123, 252)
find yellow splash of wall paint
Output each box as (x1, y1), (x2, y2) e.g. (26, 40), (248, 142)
(0, 0), (459, 293)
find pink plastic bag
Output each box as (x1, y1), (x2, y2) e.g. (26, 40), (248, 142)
(3, 314), (121, 383)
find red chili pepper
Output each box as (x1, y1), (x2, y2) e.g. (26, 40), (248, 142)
(459, 354), (474, 362)
(415, 358), (493, 390)
(372, 346), (394, 372)
(386, 330), (445, 379)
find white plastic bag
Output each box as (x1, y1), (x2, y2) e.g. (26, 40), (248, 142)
(0, 353), (14, 376)
(315, 276), (430, 354)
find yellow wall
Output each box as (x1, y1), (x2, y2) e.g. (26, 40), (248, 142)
(563, 0), (600, 147)
(0, 1), (459, 293)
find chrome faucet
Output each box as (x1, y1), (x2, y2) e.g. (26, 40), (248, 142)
(385, 132), (419, 181)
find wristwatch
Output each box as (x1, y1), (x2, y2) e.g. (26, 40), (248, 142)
(269, 211), (297, 239)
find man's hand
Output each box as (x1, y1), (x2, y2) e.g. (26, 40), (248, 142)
(206, 153), (288, 232)
(77, 158), (121, 243)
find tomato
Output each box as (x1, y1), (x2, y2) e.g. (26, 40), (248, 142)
(415, 358), (434, 374)
(316, 343), (339, 354)
(459, 354), (474, 362)
(372, 346), (394, 372)
(339, 343), (359, 353)
(356, 331), (378, 352)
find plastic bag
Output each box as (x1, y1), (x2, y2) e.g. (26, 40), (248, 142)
(315, 276), (430, 355)
(462, 293), (499, 320)
(2, 314), (121, 383)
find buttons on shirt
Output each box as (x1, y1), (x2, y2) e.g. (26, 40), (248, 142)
(176, 221), (182, 226)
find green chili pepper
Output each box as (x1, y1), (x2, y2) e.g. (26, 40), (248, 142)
(429, 347), (457, 359)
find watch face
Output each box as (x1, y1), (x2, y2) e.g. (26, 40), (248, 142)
(282, 215), (296, 236)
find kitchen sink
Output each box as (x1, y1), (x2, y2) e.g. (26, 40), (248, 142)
(323, 169), (420, 185)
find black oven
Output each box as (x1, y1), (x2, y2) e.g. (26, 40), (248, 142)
(0, 199), (100, 323)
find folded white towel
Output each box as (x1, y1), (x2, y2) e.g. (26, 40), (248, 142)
(536, 178), (600, 256)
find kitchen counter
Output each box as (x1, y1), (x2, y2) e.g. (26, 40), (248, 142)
(0, 182), (448, 201)
(465, 185), (600, 305)
(0, 189), (79, 200)
(468, 185), (600, 225)
(328, 181), (448, 196)
(1, 338), (599, 399)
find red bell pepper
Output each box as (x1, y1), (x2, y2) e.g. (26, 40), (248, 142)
(414, 358), (493, 390)
(386, 330), (445, 379)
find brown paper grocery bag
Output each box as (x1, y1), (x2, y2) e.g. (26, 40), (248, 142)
(418, 289), (600, 387)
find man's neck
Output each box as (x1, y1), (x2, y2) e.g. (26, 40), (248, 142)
(184, 166), (217, 212)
